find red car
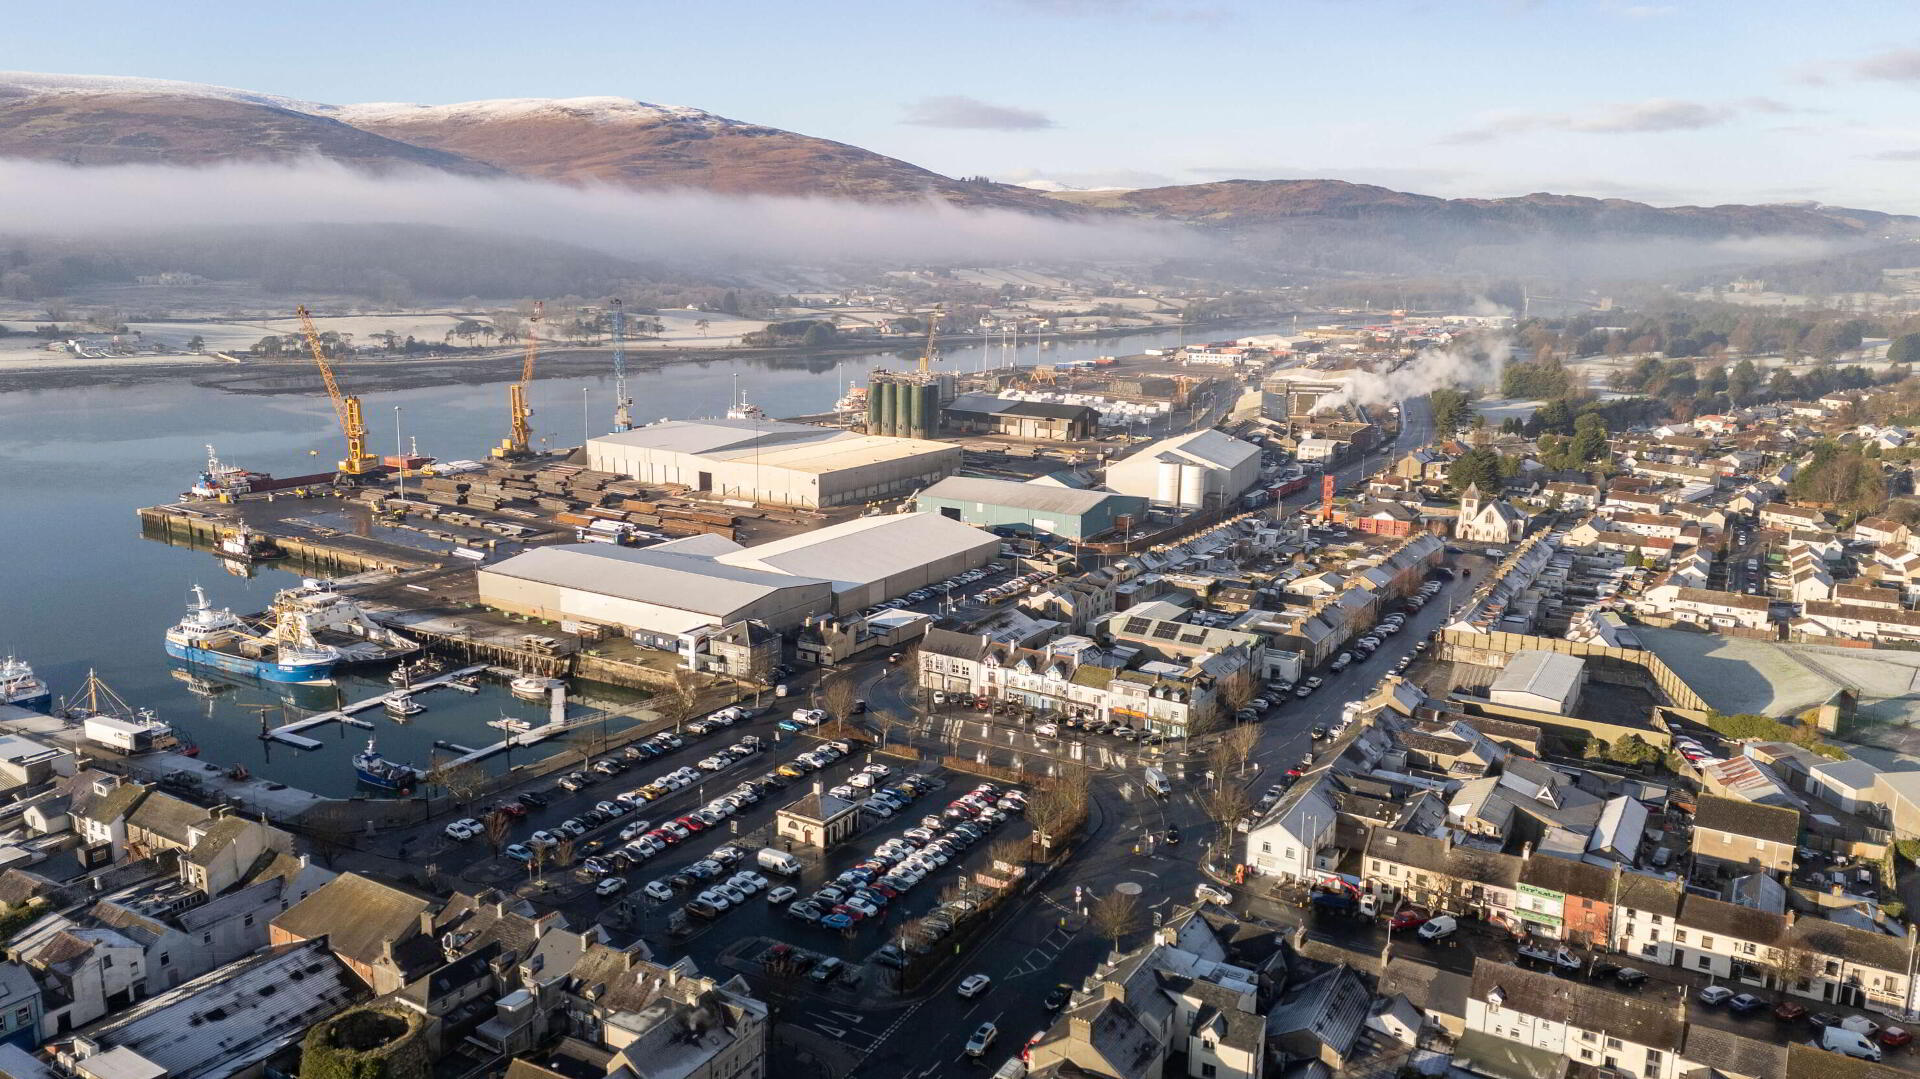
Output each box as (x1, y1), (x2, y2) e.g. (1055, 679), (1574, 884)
(1389, 909), (1430, 931)
(829, 904), (868, 923)
(676, 815), (707, 832)
(493, 802), (528, 818)
(1881, 1027), (1913, 1048)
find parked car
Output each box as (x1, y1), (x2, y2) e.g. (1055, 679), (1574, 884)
(1697, 986), (1735, 1006)
(1417, 915), (1457, 941)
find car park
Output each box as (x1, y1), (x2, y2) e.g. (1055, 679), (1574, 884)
(766, 885), (797, 905)
(444, 819), (481, 841)
(595, 877), (627, 897)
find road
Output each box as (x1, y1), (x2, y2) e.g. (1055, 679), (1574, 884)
(341, 392), (1451, 1079)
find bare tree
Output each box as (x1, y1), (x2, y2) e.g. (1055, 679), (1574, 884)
(483, 810), (512, 857)
(1091, 889), (1142, 950)
(553, 837), (576, 871)
(990, 836), (1030, 869)
(1202, 783), (1251, 852)
(651, 671), (699, 733)
(431, 760), (489, 806)
(1220, 724), (1260, 778)
(823, 673), (858, 721)
(527, 845), (547, 884)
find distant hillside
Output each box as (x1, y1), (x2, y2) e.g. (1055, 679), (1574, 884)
(1047, 178), (1902, 240)
(0, 72), (1058, 212)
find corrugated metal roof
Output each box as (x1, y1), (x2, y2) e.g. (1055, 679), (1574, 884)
(483, 543), (823, 618)
(718, 513), (995, 591)
(918, 476), (1121, 516)
(590, 418), (952, 474)
(1114, 428), (1259, 472)
(1489, 651), (1585, 705)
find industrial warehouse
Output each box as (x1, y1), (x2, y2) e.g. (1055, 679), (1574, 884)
(1104, 428), (1262, 510)
(476, 512), (997, 655)
(585, 417), (959, 508)
(912, 475), (1146, 542)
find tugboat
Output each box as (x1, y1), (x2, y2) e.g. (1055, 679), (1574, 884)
(0, 657), (51, 713)
(385, 692), (426, 717)
(353, 738), (422, 791)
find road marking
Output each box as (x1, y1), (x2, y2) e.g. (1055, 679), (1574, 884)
(812, 1023), (848, 1039)
(829, 1008), (866, 1024)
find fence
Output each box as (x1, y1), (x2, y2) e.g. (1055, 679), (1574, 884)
(1438, 627), (1709, 714)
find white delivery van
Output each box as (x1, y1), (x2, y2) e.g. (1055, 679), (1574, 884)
(757, 848), (802, 876)
(1143, 767), (1171, 798)
(1823, 1026), (1882, 1061)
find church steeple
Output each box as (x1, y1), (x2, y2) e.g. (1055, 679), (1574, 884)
(1460, 481), (1483, 520)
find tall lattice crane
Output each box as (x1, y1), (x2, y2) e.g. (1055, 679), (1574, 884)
(494, 301), (543, 459)
(916, 305), (943, 375)
(610, 298), (632, 433)
(296, 305), (378, 477)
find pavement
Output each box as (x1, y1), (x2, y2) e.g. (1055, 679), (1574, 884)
(330, 392), (1453, 1079)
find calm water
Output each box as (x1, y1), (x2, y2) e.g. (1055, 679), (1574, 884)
(0, 324), (1259, 792)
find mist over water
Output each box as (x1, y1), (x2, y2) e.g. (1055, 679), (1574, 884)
(0, 158), (1207, 265)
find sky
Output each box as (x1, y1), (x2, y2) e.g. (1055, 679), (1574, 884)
(11, 0), (1920, 210)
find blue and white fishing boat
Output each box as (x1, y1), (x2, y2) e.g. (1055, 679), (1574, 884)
(353, 738), (422, 790)
(164, 586), (338, 683)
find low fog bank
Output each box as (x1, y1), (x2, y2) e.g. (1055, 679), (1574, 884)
(0, 158), (1206, 266)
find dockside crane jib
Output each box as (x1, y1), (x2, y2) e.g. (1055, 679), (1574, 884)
(295, 305), (379, 480)
(494, 300), (543, 459)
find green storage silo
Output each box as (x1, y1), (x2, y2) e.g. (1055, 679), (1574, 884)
(866, 381), (884, 433)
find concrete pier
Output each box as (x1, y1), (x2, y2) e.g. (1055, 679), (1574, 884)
(265, 664), (488, 747)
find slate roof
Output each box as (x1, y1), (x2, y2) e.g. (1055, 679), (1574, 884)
(1682, 1024), (1787, 1079)
(1693, 793), (1799, 845)
(183, 816), (251, 867)
(1677, 895), (1786, 945)
(1519, 854), (1612, 901)
(1613, 871), (1683, 916)
(270, 873), (434, 973)
(1469, 959), (1684, 1049)
(126, 792), (209, 845)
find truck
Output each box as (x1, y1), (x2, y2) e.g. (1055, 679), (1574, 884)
(757, 848), (802, 876)
(1143, 767), (1170, 798)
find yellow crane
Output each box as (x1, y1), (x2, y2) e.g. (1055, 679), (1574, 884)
(296, 305), (378, 478)
(916, 304), (943, 375)
(494, 301), (543, 459)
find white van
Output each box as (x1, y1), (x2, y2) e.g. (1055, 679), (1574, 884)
(1143, 767), (1171, 798)
(1823, 1025), (1882, 1061)
(756, 848), (802, 876)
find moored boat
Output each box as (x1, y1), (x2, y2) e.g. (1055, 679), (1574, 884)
(353, 738), (421, 790)
(0, 657), (51, 713)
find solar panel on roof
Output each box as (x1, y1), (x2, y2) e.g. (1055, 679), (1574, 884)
(1179, 629), (1210, 645)
(1151, 623), (1180, 640)
(1123, 617), (1152, 635)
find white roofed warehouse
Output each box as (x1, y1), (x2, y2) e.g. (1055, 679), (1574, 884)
(477, 538), (832, 636)
(586, 417), (959, 508)
(1104, 429), (1261, 511)
(477, 514), (995, 646)
(1489, 650), (1587, 715)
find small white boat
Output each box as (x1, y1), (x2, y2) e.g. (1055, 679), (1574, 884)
(447, 676), (481, 694)
(488, 717), (533, 733)
(510, 676), (556, 699)
(386, 692), (426, 716)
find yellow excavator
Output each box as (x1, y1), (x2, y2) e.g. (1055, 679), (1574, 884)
(296, 305), (379, 481)
(494, 301), (543, 459)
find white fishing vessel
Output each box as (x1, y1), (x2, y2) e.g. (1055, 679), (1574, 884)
(386, 692), (425, 716)
(510, 675), (558, 699)
(270, 581), (419, 665)
(0, 657), (51, 712)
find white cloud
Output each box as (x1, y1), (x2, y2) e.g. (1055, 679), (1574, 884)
(1443, 97), (1766, 143)
(901, 95), (1056, 131)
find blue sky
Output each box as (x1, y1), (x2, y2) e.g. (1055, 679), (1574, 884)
(15, 0), (1920, 209)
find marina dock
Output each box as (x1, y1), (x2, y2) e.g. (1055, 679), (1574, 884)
(265, 664), (488, 748)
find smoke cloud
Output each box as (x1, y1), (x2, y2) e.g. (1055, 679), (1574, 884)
(1314, 338), (1512, 413)
(0, 158), (1206, 266)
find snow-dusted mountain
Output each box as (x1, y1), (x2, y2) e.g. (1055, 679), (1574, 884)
(0, 71), (1062, 210)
